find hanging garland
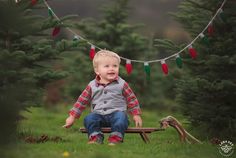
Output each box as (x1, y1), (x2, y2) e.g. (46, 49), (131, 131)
(19, 0), (228, 75)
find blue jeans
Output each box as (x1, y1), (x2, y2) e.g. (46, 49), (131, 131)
(84, 111), (129, 139)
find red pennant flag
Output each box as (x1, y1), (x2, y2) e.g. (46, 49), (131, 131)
(207, 23), (214, 36)
(89, 45), (96, 60)
(125, 60), (132, 75)
(161, 60), (168, 75)
(52, 27), (60, 37)
(188, 46), (197, 59)
(31, 0), (37, 5)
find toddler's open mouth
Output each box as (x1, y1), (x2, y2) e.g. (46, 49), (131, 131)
(107, 73), (115, 75)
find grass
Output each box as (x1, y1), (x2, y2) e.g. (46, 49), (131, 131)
(2, 106), (231, 158)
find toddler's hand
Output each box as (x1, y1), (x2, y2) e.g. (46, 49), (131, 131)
(133, 115), (142, 127)
(63, 115), (75, 128)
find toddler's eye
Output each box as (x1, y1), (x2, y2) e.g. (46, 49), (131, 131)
(113, 64), (118, 67)
(104, 65), (109, 68)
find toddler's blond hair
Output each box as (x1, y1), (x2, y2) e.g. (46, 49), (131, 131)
(93, 50), (121, 69)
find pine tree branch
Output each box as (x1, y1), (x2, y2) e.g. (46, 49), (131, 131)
(5, 31), (10, 49)
(186, 0), (214, 12)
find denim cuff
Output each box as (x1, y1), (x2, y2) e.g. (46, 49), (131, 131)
(89, 131), (104, 138)
(110, 131), (123, 139)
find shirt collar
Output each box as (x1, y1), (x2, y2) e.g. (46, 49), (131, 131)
(95, 75), (119, 87)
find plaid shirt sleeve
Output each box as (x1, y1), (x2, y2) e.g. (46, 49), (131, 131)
(69, 85), (91, 119)
(122, 82), (142, 116)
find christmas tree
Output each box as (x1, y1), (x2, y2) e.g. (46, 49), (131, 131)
(66, 0), (150, 101)
(0, 0), (71, 145)
(172, 0), (236, 140)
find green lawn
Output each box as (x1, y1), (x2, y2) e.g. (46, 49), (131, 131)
(3, 106), (229, 158)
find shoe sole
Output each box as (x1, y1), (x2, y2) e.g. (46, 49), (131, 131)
(87, 141), (102, 145)
(108, 143), (116, 146)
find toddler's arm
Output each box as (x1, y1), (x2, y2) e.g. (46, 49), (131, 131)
(122, 82), (142, 127)
(63, 115), (75, 128)
(63, 85), (92, 128)
(133, 115), (142, 127)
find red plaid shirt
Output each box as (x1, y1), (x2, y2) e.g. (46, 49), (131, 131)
(69, 78), (141, 118)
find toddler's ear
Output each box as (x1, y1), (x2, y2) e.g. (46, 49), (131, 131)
(94, 68), (99, 75)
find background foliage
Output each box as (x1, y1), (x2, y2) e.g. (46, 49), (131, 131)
(155, 0), (236, 140)
(0, 0), (70, 144)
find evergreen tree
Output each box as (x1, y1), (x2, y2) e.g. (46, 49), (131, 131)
(151, 39), (185, 110)
(66, 0), (151, 103)
(64, 0), (181, 110)
(169, 0), (236, 140)
(0, 0), (72, 145)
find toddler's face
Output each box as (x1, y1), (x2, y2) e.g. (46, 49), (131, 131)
(95, 57), (119, 84)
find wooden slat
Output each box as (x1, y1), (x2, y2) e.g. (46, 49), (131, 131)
(79, 127), (164, 133)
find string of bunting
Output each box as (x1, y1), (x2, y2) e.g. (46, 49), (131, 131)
(18, 0), (228, 76)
